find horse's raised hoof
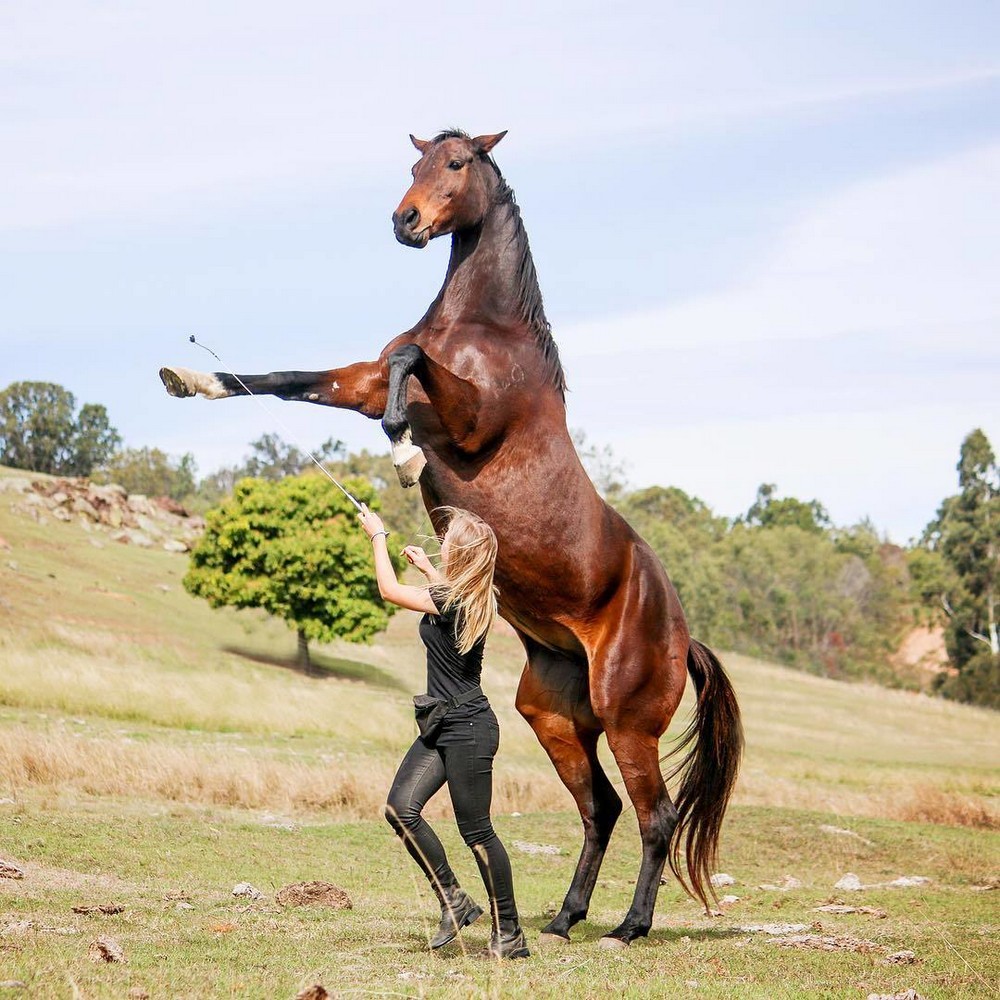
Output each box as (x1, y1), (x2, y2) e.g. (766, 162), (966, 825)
(159, 366), (195, 398)
(598, 935), (630, 951)
(537, 932), (571, 947)
(392, 437), (427, 488)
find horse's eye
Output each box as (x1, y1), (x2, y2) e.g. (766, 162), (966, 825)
(448, 160), (464, 171)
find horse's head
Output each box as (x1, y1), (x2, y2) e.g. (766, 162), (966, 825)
(392, 130), (507, 248)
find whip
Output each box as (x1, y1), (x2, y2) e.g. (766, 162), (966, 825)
(187, 335), (365, 512)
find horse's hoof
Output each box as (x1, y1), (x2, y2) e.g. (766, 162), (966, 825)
(598, 935), (630, 951)
(537, 932), (571, 947)
(159, 366), (194, 398)
(393, 445), (426, 489)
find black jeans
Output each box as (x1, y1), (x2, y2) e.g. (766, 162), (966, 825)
(384, 709), (518, 924)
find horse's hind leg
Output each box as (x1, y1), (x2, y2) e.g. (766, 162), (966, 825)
(600, 724), (679, 947)
(515, 648), (622, 942)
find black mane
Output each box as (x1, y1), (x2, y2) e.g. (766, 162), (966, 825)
(431, 130), (567, 396)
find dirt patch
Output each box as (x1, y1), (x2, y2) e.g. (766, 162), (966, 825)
(890, 626), (948, 673)
(0, 859), (134, 897)
(276, 881), (352, 910)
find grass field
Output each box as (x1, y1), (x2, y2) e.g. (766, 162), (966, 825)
(1, 469), (997, 998)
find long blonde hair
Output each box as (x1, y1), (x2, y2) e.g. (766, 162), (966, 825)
(436, 507), (499, 655)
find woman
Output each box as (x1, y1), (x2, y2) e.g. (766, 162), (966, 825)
(357, 503), (530, 960)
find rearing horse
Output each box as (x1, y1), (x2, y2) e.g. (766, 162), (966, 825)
(160, 129), (743, 948)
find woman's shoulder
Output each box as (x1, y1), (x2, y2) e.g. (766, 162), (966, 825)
(428, 584), (456, 619)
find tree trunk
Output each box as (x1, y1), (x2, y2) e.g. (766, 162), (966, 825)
(296, 629), (312, 672)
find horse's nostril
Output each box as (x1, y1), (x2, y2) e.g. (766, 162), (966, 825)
(403, 207), (420, 229)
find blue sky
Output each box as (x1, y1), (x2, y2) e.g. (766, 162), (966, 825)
(2, 2), (998, 542)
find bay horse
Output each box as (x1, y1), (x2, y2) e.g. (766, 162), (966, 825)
(159, 129), (743, 948)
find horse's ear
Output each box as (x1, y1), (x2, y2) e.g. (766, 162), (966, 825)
(410, 134), (431, 154)
(472, 131), (508, 155)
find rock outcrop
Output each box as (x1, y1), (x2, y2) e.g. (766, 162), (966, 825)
(1, 474), (203, 552)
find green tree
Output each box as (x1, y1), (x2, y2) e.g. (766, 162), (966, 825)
(743, 483), (830, 533)
(0, 381), (121, 476)
(920, 429), (999, 707)
(184, 473), (404, 670)
(193, 433), (345, 509)
(96, 447), (197, 501)
(325, 448), (431, 546)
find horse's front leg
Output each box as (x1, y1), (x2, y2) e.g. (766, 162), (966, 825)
(158, 359), (390, 420)
(382, 344), (484, 487)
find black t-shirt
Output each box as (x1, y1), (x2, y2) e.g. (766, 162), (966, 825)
(419, 586), (490, 740)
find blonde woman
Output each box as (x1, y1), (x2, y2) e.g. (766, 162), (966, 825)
(357, 504), (529, 960)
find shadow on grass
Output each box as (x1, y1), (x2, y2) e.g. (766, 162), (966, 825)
(224, 645), (407, 692)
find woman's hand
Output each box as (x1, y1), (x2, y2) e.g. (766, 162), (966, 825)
(357, 504), (386, 540)
(402, 545), (435, 576)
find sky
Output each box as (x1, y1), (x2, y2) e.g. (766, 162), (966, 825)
(2, 1), (998, 544)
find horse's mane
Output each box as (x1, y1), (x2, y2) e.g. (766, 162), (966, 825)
(432, 130), (567, 396)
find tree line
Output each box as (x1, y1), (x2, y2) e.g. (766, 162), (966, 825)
(2, 380), (995, 707)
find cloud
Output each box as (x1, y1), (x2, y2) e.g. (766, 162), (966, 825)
(561, 143), (1000, 539)
(561, 142), (1000, 356)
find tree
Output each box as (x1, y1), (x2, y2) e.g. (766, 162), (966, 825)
(0, 381), (121, 476)
(920, 429), (999, 707)
(742, 483), (831, 533)
(193, 433), (345, 509)
(184, 472), (405, 670)
(572, 429), (629, 499)
(96, 447), (197, 501)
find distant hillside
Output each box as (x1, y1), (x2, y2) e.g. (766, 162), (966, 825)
(1, 463), (995, 830)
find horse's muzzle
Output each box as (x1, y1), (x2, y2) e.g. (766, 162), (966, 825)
(392, 207), (429, 248)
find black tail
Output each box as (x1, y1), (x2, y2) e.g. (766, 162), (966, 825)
(663, 638), (744, 911)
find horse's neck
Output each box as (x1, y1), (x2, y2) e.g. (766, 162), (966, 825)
(434, 202), (528, 327)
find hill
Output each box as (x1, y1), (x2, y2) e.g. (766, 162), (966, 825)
(0, 465), (996, 998)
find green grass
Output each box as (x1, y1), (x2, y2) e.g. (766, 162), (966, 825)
(1, 468), (998, 997)
(1, 800), (996, 998)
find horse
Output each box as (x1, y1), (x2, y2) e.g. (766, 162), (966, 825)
(159, 129), (743, 948)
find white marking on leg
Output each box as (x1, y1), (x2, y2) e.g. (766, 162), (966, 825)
(168, 367), (229, 399)
(391, 427), (427, 488)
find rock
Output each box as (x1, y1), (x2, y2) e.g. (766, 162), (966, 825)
(815, 904), (887, 918)
(52, 507), (72, 522)
(276, 881), (352, 909)
(0, 860), (25, 879)
(295, 987), (330, 1000)
(888, 876), (931, 888)
(126, 495), (154, 515)
(710, 873), (736, 887)
(88, 935), (126, 962)
(163, 539), (189, 553)
(232, 882), (263, 900)
(737, 923), (810, 935)
(773, 933), (878, 953)
(72, 904), (125, 915)
(720, 894), (740, 905)
(759, 875), (802, 892)
(127, 989), (151, 1000)
(71, 496), (99, 520)
(834, 873), (864, 891)
(512, 839), (561, 855)
(884, 949), (917, 964)
(0, 981), (27, 990)
(110, 529), (154, 548)
(867, 991), (925, 1000)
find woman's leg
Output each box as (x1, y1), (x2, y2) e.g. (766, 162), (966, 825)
(384, 738), (456, 891)
(441, 714), (519, 925)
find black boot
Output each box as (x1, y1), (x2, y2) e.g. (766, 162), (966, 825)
(430, 886), (484, 950)
(487, 919), (530, 960)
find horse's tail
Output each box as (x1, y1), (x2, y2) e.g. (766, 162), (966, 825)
(664, 637), (744, 912)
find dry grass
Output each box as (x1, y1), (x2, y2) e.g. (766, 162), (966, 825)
(0, 726), (567, 821)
